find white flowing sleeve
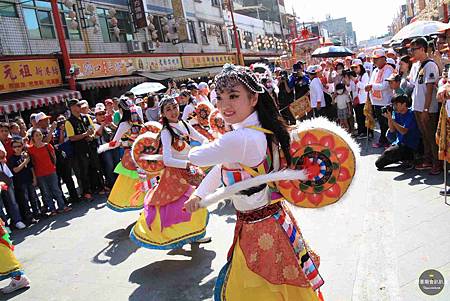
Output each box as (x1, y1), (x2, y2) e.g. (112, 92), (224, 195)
(182, 104), (195, 121)
(193, 165), (222, 199)
(161, 129), (188, 169)
(186, 122), (209, 144)
(112, 122), (131, 142)
(372, 68), (393, 91)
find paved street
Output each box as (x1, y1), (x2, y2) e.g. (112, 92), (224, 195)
(1, 137), (450, 301)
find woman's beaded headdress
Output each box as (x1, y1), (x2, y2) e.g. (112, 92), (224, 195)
(215, 64), (265, 94)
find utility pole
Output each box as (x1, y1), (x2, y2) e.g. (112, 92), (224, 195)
(50, 0), (76, 90)
(225, 0), (244, 65)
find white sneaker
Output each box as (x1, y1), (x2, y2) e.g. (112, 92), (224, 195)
(1, 275), (30, 294)
(14, 222), (26, 230)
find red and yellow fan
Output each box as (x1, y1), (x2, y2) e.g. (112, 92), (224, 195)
(195, 103), (212, 127)
(277, 120), (357, 208)
(132, 122), (164, 175)
(209, 109), (227, 136)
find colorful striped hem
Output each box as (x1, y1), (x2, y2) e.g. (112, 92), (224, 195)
(129, 226), (207, 250)
(213, 261), (230, 301)
(0, 270), (23, 281)
(106, 202), (143, 212)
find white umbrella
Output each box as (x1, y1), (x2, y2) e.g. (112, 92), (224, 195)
(311, 46), (353, 58)
(388, 20), (447, 45)
(130, 82), (166, 95)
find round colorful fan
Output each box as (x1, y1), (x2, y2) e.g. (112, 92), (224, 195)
(209, 109), (227, 135)
(193, 124), (215, 141)
(276, 127), (356, 208)
(132, 131), (164, 175)
(195, 103), (212, 127)
(140, 121), (162, 135)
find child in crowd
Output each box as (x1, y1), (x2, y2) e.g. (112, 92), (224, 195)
(8, 138), (40, 224)
(333, 83), (352, 131)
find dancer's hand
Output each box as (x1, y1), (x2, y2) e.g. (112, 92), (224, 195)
(184, 195), (201, 213)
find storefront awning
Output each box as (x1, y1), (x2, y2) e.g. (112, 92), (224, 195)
(77, 76), (146, 91)
(187, 67), (224, 77)
(138, 69), (213, 82)
(0, 88), (81, 114)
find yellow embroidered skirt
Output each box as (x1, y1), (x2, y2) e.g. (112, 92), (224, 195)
(130, 187), (209, 249)
(107, 163), (144, 212)
(215, 240), (320, 301)
(0, 243), (23, 281)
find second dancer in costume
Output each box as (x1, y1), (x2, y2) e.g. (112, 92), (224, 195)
(130, 96), (210, 249)
(185, 64), (324, 301)
(105, 97), (145, 212)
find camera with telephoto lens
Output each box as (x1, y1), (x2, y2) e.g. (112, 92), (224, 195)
(342, 69), (357, 77)
(381, 105), (393, 114)
(280, 70), (288, 80)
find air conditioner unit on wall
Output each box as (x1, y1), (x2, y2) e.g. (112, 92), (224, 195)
(128, 40), (143, 52)
(144, 41), (155, 52)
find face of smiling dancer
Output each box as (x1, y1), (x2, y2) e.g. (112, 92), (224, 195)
(216, 83), (258, 125)
(162, 103), (180, 123)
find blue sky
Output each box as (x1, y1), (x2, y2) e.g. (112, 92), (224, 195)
(285, 0), (407, 42)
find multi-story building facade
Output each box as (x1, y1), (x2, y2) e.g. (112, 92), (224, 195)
(317, 16), (357, 48)
(0, 0), (291, 118)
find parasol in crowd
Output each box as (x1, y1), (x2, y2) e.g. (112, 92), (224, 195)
(386, 20), (448, 46)
(130, 82), (166, 96)
(311, 46), (354, 58)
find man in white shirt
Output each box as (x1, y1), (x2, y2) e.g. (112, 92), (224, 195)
(306, 65), (326, 118)
(365, 49), (394, 147)
(409, 37), (441, 174)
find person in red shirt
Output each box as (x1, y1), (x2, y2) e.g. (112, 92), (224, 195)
(0, 123), (13, 160)
(28, 129), (72, 215)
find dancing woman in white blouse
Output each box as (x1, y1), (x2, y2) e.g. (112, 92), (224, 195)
(184, 65), (323, 301)
(130, 96), (211, 250)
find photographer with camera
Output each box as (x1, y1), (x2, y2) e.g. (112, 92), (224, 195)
(53, 115), (79, 203)
(277, 70), (296, 124)
(288, 61), (310, 100)
(307, 65), (327, 117)
(375, 95), (420, 170)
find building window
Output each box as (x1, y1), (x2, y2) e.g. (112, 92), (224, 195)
(0, 1), (18, 17)
(58, 2), (81, 40)
(217, 26), (225, 45)
(187, 20), (197, 43)
(211, 0), (220, 7)
(198, 21), (208, 44)
(243, 31), (252, 49)
(97, 8), (133, 42)
(22, 1), (55, 39)
(153, 15), (167, 43)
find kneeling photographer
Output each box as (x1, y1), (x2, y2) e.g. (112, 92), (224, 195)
(375, 94), (421, 170)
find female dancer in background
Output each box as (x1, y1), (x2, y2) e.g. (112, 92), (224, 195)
(130, 96), (210, 249)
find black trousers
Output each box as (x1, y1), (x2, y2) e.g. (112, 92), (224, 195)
(354, 103), (366, 134)
(373, 105), (389, 144)
(375, 144), (415, 169)
(56, 152), (78, 200)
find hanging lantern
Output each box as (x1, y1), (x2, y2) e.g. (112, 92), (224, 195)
(161, 17), (168, 25)
(148, 23), (155, 31)
(147, 14), (154, 22)
(63, 0), (74, 8)
(108, 8), (117, 17)
(113, 26), (120, 38)
(155, 40), (161, 47)
(151, 31), (158, 40)
(163, 24), (169, 33)
(89, 15), (97, 26)
(68, 10), (76, 19)
(70, 20), (79, 30)
(110, 17), (118, 27)
(86, 3), (96, 14)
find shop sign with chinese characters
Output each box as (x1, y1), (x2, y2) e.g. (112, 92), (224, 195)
(181, 54), (236, 68)
(0, 59), (62, 94)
